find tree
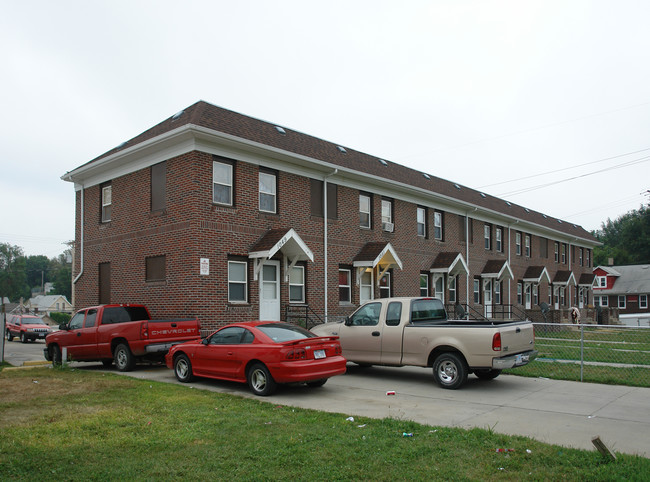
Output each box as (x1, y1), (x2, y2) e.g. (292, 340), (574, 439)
(0, 243), (30, 303)
(26, 255), (51, 291)
(593, 205), (650, 266)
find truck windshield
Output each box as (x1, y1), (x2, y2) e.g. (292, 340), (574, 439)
(410, 299), (447, 323)
(101, 306), (150, 324)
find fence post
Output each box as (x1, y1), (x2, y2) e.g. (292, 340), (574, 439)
(580, 323), (584, 382)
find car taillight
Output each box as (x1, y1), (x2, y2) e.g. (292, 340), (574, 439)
(334, 344), (342, 355)
(285, 348), (306, 360)
(141, 322), (149, 339)
(492, 332), (502, 352)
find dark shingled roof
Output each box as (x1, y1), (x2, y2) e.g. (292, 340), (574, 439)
(353, 242), (390, 263)
(249, 229), (291, 253)
(482, 259), (508, 275)
(430, 252), (463, 270)
(553, 270), (574, 283)
(579, 273), (596, 285)
(523, 266), (546, 279)
(81, 100), (596, 242)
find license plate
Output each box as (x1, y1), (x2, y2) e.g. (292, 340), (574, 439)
(516, 354), (529, 365)
(314, 349), (326, 359)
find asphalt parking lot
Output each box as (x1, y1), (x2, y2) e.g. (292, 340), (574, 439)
(3, 338), (650, 458)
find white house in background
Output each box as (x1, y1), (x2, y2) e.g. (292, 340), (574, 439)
(24, 295), (73, 315)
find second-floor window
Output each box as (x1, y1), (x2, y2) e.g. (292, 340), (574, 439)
(525, 234), (531, 258)
(554, 242), (559, 262)
(416, 207), (427, 237)
(579, 248), (584, 266)
(434, 211), (443, 240)
(586, 249), (591, 267)
(259, 170), (277, 213)
(515, 232), (521, 255)
(484, 224), (491, 250)
(213, 160), (233, 205)
(496, 228), (503, 252)
(598, 276), (607, 287)
(359, 193), (371, 228)
(382, 199), (393, 231)
(101, 182), (112, 223)
(561, 244), (567, 264)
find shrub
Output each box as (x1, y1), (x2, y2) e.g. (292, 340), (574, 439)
(49, 312), (71, 325)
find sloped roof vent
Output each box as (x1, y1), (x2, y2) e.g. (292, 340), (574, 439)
(423, 173), (431, 180)
(378, 159), (388, 167)
(337, 146), (347, 153)
(171, 110), (184, 120)
(275, 126), (286, 135)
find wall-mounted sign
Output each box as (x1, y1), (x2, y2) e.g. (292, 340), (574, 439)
(200, 258), (210, 276)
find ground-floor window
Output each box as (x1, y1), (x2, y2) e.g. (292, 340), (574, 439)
(289, 266), (305, 303)
(494, 281), (501, 305)
(419, 273), (429, 297)
(360, 270), (373, 304)
(473, 279), (481, 304)
(228, 260), (248, 303)
(618, 295), (626, 309)
(517, 282), (523, 305)
(449, 277), (457, 303)
(640, 294), (648, 309)
(433, 275), (444, 302)
(339, 268), (352, 303)
(379, 271), (391, 298)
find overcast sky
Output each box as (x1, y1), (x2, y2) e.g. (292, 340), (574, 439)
(2, 0), (649, 258)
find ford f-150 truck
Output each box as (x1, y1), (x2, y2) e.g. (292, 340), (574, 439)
(311, 297), (537, 389)
(44, 304), (201, 371)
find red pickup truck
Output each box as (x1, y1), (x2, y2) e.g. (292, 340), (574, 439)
(44, 304), (201, 371)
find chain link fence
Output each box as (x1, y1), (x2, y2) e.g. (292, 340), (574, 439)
(505, 323), (650, 387)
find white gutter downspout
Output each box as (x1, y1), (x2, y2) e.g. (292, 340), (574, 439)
(73, 186), (85, 284)
(323, 169), (338, 323)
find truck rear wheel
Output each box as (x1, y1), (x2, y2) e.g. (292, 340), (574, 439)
(433, 353), (468, 389)
(114, 343), (135, 372)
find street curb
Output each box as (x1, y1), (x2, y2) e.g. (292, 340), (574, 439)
(23, 360), (51, 367)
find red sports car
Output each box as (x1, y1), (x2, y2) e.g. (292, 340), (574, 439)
(165, 321), (346, 396)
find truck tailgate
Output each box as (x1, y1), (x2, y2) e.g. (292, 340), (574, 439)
(498, 322), (535, 355)
(145, 319), (200, 341)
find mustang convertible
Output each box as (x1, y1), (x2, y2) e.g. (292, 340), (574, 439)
(166, 321), (346, 396)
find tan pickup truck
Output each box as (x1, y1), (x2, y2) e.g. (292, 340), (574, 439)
(311, 297), (537, 389)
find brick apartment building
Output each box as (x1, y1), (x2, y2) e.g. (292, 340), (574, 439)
(62, 101), (599, 330)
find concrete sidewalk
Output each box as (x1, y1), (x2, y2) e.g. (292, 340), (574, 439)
(4, 343), (649, 458)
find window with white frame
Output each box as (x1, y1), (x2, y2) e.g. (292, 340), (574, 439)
(339, 269), (352, 303)
(640, 294), (648, 309)
(434, 211), (443, 240)
(586, 249), (591, 267)
(598, 276), (607, 288)
(494, 280), (501, 304)
(473, 279), (481, 304)
(228, 261), (247, 303)
(517, 282), (523, 305)
(419, 273), (429, 297)
(560, 287), (566, 306)
(597, 295), (609, 307)
(101, 183), (112, 223)
(496, 227), (503, 252)
(416, 207), (426, 237)
(213, 160), (233, 205)
(525, 234), (531, 257)
(259, 171), (277, 213)
(561, 244), (566, 264)
(434, 276), (444, 302)
(484, 224), (491, 250)
(515, 232), (521, 255)
(449, 277), (457, 303)
(618, 295), (626, 309)
(554, 242), (559, 262)
(381, 199), (393, 231)
(360, 270), (373, 303)
(579, 248), (584, 266)
(289, 266), (305, 303)
(379, 272), (391, 298)
(359, 193), (371, 228)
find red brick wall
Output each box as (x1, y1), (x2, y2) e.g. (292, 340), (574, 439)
(72, 150), (596, 330)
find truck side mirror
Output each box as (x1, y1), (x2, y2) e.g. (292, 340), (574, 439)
(201, 338), (209, 345)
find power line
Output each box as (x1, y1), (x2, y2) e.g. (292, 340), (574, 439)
(497, 155), (650, 197)
(478, 147), (650, 189)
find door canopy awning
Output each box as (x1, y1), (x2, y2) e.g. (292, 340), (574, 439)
(481, 259), (514, 281)
(249, 228), (314, 281)
(429, 252), (469, 286)
(578, 272), (597, 288)
(522, 266), (551, 285)
(353, 242), (403, 283)
(552, 270), (577, 287)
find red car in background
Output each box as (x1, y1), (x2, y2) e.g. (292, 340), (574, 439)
(5, 314), (53, 343)
(166, 321), (346, 396)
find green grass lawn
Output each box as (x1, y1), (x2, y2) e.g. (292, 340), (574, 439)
(1, 367), (649, 480)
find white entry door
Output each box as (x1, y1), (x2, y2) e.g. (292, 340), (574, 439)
(259, 260), (280, 321)
(484, 280), (493, 318)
